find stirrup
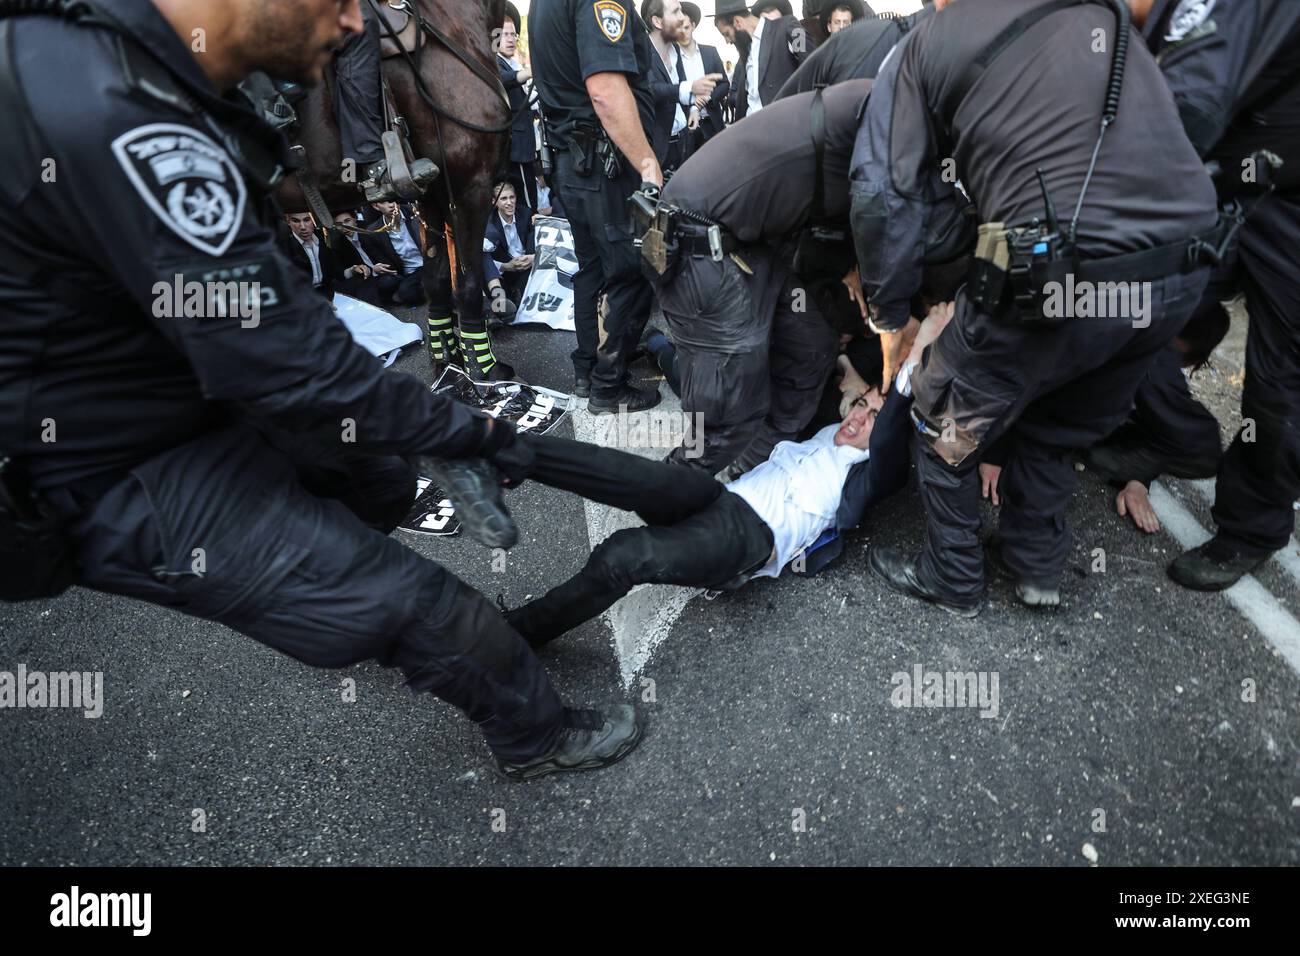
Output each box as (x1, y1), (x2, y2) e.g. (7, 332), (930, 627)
(364, 131), (438, 201)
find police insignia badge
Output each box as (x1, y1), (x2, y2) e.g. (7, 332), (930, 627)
(594, 0), (627, 41)
(111, 122), (247, 256)
(1165, 0), (1216, 42)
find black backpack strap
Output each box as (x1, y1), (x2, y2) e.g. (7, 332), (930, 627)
(810, 85), (827, 224)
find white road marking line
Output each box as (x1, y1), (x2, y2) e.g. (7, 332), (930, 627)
(1149, 482), (1300, 676)
(570, 392), (700, 685)
(1186, 478), (1300, 588)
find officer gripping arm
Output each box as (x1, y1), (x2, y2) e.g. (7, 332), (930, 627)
(848, 25), (942, 389)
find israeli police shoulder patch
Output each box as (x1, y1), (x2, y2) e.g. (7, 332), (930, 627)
(594, 1), (627, 42)
(1165, 0), (1216, 42)
(111, 122), (247, 257)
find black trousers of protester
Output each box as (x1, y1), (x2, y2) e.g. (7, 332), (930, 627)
(732, 273), (841, 473)
(44, 423), (564, 763)
(1122, 340), (1223, 481)
(909, 268), (1210, 600)
(504, 434), (775, 644)
(553, 150), (654, 397)
(1208, 194), (1300, 555)
(658, 246), (780, 474)
(377, 266), (426, 306)
(334, 6), (385, 167)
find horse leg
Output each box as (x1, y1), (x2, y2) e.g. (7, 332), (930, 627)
(450, 170), (514, 382)
(417, 198), (462, 374)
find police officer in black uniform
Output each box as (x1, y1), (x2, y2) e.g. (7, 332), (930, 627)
(654, 81), (869, 475)
(1125, 0), (1300, 591)
(776, 1), (932, 100)
(649, 78), (972, 476)
(530, 0), (663, 412)
(853, 0), (1221, 615)
(0, 0), (641, 780)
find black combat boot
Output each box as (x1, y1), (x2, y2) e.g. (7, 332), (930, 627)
(1168, 536), (1270, 591)
(498, 704), (644, 780)
(420, 456), (517, 549)
(869, 546), (982, 618)
(587, 384), (661, 415)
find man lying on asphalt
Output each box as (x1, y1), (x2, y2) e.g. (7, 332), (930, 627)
(483, 307), (953, 646)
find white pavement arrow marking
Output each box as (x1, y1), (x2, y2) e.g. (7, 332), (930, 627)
(570, 391), (703, 685)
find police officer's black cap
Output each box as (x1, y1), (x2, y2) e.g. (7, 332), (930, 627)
(503, 1), (522, 35)
(750, 0), (794, 17)
(681, 1), (703, 26)
(710, 0), (750, 18)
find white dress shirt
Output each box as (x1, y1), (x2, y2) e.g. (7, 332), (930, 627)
(347, 233), (375, 269)
(745, 16), (765, 116)
(677, 43), (706, 128)
(386, 213), (424, 273)
(500, 214), (525, 259)
(294, 233), (323, 287)
(726, 362), (917, 578)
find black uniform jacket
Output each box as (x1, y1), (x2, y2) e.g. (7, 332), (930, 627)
(0, 0), (490, 492)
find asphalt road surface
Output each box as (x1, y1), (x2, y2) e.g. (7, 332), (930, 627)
(2, 304), (1297, 866)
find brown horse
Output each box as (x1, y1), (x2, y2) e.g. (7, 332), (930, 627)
(278, 0), (514, 380)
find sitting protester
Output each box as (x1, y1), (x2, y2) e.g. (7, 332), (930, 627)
(282, 210), (354, 302)
(363, 201), (428, 306)
(484, 177), (535, 307)
(329, 209), (398, 305)
(492, 306), (953, 647)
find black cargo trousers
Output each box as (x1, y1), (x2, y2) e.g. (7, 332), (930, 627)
(909, 267), (1210, 601)
(553, 146), (654, 399)
(1206, 194), (1300, 556)
(44, 423), (564, 764)
(659, 242), (838, 475)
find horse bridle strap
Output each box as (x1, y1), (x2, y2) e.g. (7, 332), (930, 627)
(365, 0), (517, 135)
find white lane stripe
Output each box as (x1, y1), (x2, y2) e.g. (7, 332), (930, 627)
(1149, 482), (1300, 676)
(1185, 479), (1300, 588)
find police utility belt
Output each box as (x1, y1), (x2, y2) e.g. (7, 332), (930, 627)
(562, 122), (624, 180)
(631, 181), (740, 282)
(965, 211), (1239, 326)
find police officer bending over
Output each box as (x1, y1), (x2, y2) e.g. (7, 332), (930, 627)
(852, 0), (1222, 615)
(0, 0), (641, 780)
(530, 0), (664, 413)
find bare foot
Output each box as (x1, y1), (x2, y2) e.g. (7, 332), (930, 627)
(1115, 480), (1160, 533)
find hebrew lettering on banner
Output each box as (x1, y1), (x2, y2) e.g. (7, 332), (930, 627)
(398, 368), (576, 536)
(514, 216), (577, 332)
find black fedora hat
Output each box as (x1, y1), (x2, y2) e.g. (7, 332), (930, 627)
(820, 0), (869, 25)
(503, 1), (521, 35)
(710, 0), (750, 17)
(750, 0), (794, 16)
